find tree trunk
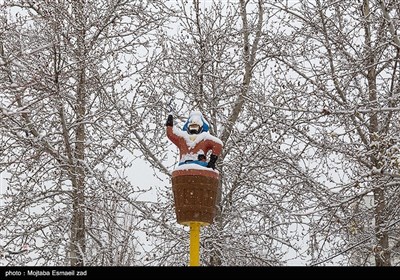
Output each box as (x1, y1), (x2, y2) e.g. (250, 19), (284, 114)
(363, 0), (391, 266)
(70, 0), (87, 266)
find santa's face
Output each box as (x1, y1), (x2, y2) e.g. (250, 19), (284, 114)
(188, 123), (201, 134)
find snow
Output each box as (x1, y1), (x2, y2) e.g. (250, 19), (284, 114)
(172, 126), (223, 148)
(180, 150), (206, 162)
(186, 111), (207, 126)
(174, 163), (219, 173)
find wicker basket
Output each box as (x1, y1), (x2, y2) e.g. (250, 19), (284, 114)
(172, 168), (220, 226)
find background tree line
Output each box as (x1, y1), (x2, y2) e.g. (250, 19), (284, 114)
(0, 0), (399, 266)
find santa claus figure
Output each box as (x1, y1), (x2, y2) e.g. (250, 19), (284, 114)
(166, 111), (223, 170)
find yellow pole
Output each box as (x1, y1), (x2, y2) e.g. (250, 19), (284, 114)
(189, 222), (201, 266)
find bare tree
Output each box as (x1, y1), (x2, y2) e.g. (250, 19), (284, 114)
(2, 0), (400, 267)
(0, 0), (171, 266)
(146, 0), (400, 266)
(142, 0), (304, 266)
(255, 0), (400, 266)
